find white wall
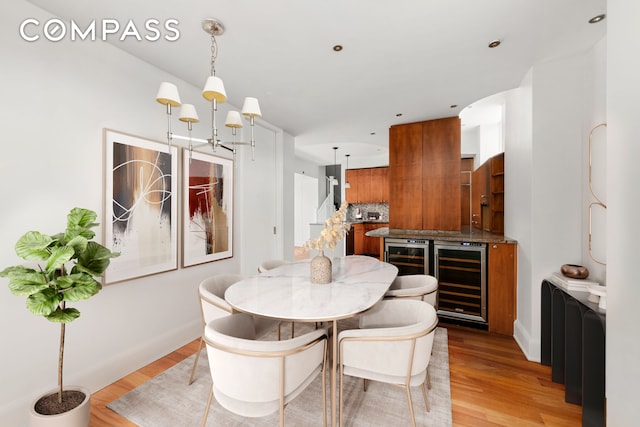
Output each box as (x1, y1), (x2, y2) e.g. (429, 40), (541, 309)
(282, 132), (297, 261)
(461, 126), (481, 164)
(294, 155), (322, 178)
(0, 1), (291, 424)
(581, 39), (608, 283)
(606, 1), (640, 423)
(508, 41), (606, 361)
(479, 122), (503, 165)
(504, 75), (534, 355)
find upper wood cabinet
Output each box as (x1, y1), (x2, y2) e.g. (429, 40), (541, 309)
(369, 167), (388, 203)
(389, 122), (423, 229)
(389, 117), (461, 231)
(345, 167), (388, 203)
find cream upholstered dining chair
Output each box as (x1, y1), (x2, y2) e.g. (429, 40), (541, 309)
(384, 274), (438, 306)
(188, 274), (277, 385)
(201, 313), (328, 427)
(338, 299), (438, 427)
(384, 274), (439, 390)
(257, 259), (288, 273)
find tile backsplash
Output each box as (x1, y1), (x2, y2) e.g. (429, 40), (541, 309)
(346, 203), (389, 222)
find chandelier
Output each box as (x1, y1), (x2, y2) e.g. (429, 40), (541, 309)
(155, 18), (262, 160)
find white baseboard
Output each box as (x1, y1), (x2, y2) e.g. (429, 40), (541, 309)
(513, 319), (541, 362)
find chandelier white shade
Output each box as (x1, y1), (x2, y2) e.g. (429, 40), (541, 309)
(155, 18), (262, 161)
(156, 82), (181, 106)
(179, 104), (199, 124)
(225, 111), (243, 128)
(242, 97), (262, 117)
(202, 76), (227, 103)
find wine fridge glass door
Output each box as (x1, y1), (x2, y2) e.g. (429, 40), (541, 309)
(384, 239), (429, 276)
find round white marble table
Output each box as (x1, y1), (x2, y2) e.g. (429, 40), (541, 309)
(225, 255), (398, 427)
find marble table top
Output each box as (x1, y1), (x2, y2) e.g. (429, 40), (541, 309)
(225, 255), (399, 322)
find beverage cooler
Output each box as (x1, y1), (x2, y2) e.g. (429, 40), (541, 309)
(384, 238), (430, 276)
(434, 241), (487, 325)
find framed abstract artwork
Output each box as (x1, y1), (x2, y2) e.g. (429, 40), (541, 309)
(182, 149), (233, 267)
(103, 129), (178, 283)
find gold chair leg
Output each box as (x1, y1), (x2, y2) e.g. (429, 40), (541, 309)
(322, 361), (327, 427)
(291, 321), (295, 338)
(421, 382), (430, 412)
(188, 336), (204, 385)
(339, 365), (344, 427)
(363, 378), (368, 392)
(426, 365), (432, 389)
(278, 322), (282, 341)
(405, 385), (417, 427)
(201, 385), (214, 427)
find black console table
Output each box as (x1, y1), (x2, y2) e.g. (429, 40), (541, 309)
(540, 279), (606, 427)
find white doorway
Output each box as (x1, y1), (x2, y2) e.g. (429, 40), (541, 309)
(294, 173), (318, 251)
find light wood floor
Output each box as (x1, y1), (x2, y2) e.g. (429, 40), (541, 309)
(89, 324), (581, 426)
(294, 245), (310, 260)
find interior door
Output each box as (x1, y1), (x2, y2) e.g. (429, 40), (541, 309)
(237, 124), (278, 274)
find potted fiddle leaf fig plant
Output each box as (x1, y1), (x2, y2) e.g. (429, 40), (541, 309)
(0, 207), (119, 426)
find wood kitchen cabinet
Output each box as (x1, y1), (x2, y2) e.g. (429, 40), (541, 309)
(345, 167), (388, 203)
(489, 153), (504, 235)
(389, 121), (423, 229)
(364, 223), (387, 257)
(345, 169), (358, 203)
(369, 167), (388, 202)
(471, 152), (504, 234)
(351, 222), (388, 257)
(352, 223), (365, 255)
(488, 242), (517, 335)
(389, 117), (461, 231)
(471, 162), (489, 230)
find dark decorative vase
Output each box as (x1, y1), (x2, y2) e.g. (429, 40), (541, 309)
(561, 264), (589, 279)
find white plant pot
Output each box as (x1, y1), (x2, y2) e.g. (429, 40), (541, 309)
(29, 386), (90, 427)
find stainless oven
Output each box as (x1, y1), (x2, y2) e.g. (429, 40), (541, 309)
(384, 238), (430, 276)
(434, 241), (487, 324)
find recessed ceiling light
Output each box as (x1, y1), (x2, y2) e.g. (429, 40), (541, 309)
(370, 132), (376, 135)
(488, 39), (501, 48)
(332, 45), (343, 52)
(396, 113), (403, 117)
(450, 104), (458, 108)
(589, 14), (606, 24)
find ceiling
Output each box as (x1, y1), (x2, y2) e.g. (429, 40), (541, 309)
(26, 0), (606, 166)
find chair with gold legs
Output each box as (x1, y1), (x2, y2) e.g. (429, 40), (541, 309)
(188, 274), (277, 385)
(338, 299), (438, 427)
(384, 274), (438, 306)
(384, 274), (438, 388)
(201, 313), (328, 427)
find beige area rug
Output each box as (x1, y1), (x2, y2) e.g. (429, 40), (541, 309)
(108, 323), (452, 426)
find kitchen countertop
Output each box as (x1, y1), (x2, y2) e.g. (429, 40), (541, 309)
(365, 226), (517, 244)
(347, 220), (389, 225)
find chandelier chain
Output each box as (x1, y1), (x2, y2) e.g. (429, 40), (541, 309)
(210, 33), (218, 76)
